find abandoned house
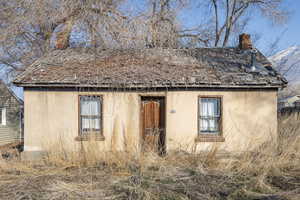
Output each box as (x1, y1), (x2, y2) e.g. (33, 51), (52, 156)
(0, 80), (23, 147)
(13, 34), (287, 157)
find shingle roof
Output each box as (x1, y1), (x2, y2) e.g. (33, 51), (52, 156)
(13, 47), (287, 89)
(0, 80), (23, 104)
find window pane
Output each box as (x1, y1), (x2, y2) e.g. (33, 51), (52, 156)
(93, 118), (100, 130)
(208, 118), (218, 132)
(200, 98), (220, 117)
(200, 118), (208, 131)
(200, 118), (219, 133)
(200, 99), (207, 116)
(82, 117), (90, 129)
(81, 97), (100, 116)
(82, 118), (100, 130)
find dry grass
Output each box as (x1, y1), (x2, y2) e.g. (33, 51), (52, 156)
(0, 115), (299, 200)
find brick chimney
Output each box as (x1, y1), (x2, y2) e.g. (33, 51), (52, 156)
(239, 33), (252, 50)
(55, 20), (73, 50)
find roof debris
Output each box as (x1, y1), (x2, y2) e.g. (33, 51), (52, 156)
(13, 47), (287, 89)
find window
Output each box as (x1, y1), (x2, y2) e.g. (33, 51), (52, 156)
(79, 96), (103, 140)
(198, 97), (221, 135)
(0, 107), (6, 126)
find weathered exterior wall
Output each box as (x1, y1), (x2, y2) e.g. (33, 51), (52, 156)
(23, 89), (277, 154)
(0, 83), (23, 146)
(166, 91), (277, 152)
(24, 91), (142, 152)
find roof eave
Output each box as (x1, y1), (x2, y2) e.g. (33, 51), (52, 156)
(13, 82), (285, 89)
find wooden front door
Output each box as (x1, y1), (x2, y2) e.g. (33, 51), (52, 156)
(141, 97), (166, 154)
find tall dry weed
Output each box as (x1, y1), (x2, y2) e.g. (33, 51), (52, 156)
(0, 113), (299, 199)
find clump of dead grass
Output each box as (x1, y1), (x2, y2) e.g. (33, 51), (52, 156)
(0, 113), (299, 200)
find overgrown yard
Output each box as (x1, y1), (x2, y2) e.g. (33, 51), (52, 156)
(0, 114), (299, 200)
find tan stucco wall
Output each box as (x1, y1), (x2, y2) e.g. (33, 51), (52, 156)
(23, 89), (278, 153)
(166, 91), (277, 152)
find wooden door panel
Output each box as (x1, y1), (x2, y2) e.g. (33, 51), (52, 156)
(142, 100), (160, 152)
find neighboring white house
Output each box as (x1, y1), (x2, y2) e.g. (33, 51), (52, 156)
(278, 95), (300, 109)
(0, 80), (23, 147)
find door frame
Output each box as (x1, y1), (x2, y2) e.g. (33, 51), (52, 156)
(139, 95), (167, 154)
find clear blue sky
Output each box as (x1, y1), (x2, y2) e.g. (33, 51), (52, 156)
(178, 0), (300, 54)
(248, 0), (300, 53)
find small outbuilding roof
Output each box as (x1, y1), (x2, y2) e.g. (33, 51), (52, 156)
(13, 47), (287, 89)
(0, 80), (23, 104)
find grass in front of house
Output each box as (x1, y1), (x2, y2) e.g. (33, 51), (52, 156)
(0, 114), (299, 200)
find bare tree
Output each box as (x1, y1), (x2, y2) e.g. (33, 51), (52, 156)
(0, 0), (130, 72)
(179, 0), (288, 47)
(0, 0), (289, 78)
(264, 28), (287, 57)
(0, 0), (186, 73)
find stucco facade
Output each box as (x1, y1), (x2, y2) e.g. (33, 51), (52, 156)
(23, 89), (278, 154)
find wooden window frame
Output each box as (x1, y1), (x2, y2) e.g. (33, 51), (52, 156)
(75, 95), (105, 141)
(196, 96), (225, 142)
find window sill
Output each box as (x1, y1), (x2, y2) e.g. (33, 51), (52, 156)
(75, 135), (105, 141)
(195, 135), (225, 142)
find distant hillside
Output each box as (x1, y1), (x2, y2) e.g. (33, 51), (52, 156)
(269, 46), (300, 85)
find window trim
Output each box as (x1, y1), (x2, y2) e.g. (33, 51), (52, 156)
(196, 95), (224, 142)
(76, 95), (104, 141)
